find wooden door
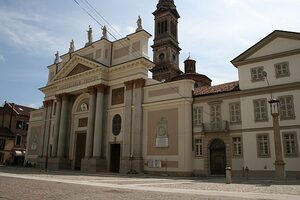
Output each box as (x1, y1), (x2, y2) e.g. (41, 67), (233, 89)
(75, 132), (86, 170)
(110, 144), (120, 173)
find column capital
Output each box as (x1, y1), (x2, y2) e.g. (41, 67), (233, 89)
(134, 78), (146, 89)
(95, 84), (109, 93)
(43, 100), (53, 108)
(87, 86), (97, 94)
(55, 93), (70, 101)
(124, 80), (134, 91)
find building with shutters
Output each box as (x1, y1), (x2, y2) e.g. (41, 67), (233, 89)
(26, 0), (300, 177)
(0, 102), (35, 165)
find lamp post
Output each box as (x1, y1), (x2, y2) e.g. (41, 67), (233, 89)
(268, 98), (285, 178)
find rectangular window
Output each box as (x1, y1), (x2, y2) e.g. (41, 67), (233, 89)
(78, 118), (88, 128)
(257, 134), (270, 157)
(15, 135), (22, 146)
(251, 66), (264, 82)
(195, 138), (203, 157)
(253, 99), (268, 122)
(278, 96), (295, 120)
(283, 132), (298, 157)
(229, 102), (241, 123)
(232, 136), (242, 157)
(275, 62), (290, 78)
(111, 87), (125, 105)
(210, 104), (221, 130)
(193, 107), (203, 126)
(16, 120), (23, 129)
(0, 139), (5, 150)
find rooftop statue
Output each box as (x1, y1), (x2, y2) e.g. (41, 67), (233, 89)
(101, 25), (108, 39)
(85, 25), (93, 46)
(69, 40), (75, 53)
(136, 16), (143, 31)
(54, 51), (60, 64)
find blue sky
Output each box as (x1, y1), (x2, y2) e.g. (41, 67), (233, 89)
(1, 0), (300, 108)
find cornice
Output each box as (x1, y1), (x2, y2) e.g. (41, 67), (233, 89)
(232, 48), (300, 67)
(194, 81), (300, 102)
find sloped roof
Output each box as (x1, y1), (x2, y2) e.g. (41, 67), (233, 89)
(194, 81), (239, 96)
(231, 30), (300, 67)
(6, 103), (36, 117)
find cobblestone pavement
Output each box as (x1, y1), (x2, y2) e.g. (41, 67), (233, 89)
(0, 167), (300, 200)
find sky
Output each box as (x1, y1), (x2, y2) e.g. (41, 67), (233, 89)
(1, 0), (300, 108)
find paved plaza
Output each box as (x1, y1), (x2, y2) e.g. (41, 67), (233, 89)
(0, 167), (300, 200)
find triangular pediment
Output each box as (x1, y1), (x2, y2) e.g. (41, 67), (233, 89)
(231, 30), (300, 66)
(52, 54), (105, 81)
(67, 64), (91, 77)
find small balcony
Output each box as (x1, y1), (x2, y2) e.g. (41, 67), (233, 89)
(200, 120), (229, 134)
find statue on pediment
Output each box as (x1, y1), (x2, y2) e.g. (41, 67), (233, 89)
(85, 25), (93, 46)
(69, 40), (75, 53)
(136, 16), (143, 31)
(101, 25), (108, 39)
(54, 51), (60, 64)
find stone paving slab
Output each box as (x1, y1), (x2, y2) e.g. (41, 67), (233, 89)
(0, 167), (300, 200)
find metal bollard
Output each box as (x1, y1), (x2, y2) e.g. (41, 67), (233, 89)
(226, 166), (232, 184)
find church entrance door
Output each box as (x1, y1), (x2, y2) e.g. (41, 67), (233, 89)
(75, 132), (86, 170)
(210, 139), (226, 175)
(110, 144), (120, 173)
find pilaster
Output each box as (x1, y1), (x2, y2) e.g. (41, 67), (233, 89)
(42, 100), (53, 157)
(120, 80), (134, 173)
(131, 78), (145, 173)
(52, 95), (62, 157)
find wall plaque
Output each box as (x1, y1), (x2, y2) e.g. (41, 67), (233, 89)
(155, 117), (169, 148)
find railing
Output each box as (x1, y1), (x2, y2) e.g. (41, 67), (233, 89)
(200, 120), (229, 133)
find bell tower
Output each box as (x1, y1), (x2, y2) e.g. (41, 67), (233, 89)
(151, 0), (182, 82)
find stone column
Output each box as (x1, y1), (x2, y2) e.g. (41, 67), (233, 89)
(93, 84), (106, 158)
(131, 78), (145, 173)
(42, 100), (53, 157)
(57, 94), (69, 158)
(85, 87), (96, 158)
(52, 96), (62, 157)
(120, 80), (134, 173)
(272, 113), (285, 178)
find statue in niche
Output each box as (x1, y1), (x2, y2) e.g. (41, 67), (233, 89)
(69, 40), (75, 53)
(136, 16), (143, 31)
(101, 25), (108, 39)
(54, 51), (60, 64)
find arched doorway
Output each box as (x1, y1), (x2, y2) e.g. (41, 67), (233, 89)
(210, 139), (226, 175)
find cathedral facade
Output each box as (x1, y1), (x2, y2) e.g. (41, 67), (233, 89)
(27, 0), (300, 177)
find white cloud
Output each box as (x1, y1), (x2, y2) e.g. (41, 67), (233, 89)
(0, 8), (62, 55)
(0, 55), (5, 62)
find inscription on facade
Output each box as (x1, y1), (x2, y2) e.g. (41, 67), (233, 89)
(59, 76), (99, 90)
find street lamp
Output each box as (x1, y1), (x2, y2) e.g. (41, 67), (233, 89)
(264, 71), (285, 179)
(268, 98), (285, 178)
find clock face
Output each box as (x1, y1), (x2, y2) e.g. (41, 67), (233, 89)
(80, 103), (88, 111)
